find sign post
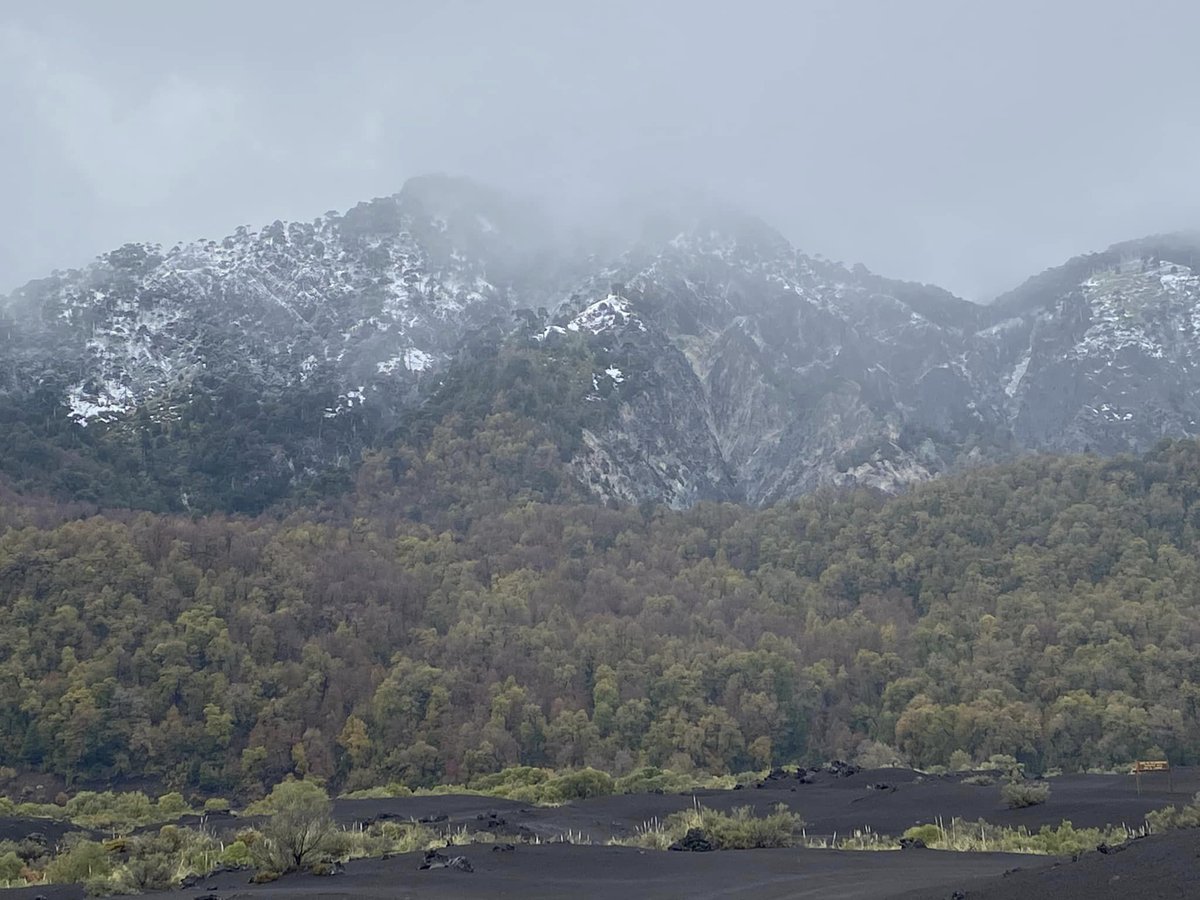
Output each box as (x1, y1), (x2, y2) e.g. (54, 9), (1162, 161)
(1132, 760), (1171, 795)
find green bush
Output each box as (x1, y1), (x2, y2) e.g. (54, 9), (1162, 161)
(219, 839), (252, 867)
(949, 750), (973, 772)
(44, 839), (111, 884)
(378, 821), (437, 853)
(701, 805), (801, 849)
(933, 818), (1126, 854)
(157, 792), (189, 816)
(251, 780), (335, 873)
(56, 789), (191, 831)
(0, 850), (23, 883)
(543, 768), (614, 802)
(469, 766), (552, 794)
(1001, 781), (1050, 809)
(629, 803), (802, 850)
(614, 767), (700, 795)
(1146, 794), (1200, 831)
(962, 774), (996, 786)
(339, 787), (394, 800)
(116, 849), (176, 892)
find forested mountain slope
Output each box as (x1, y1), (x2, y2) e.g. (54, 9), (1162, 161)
(2, 435), (1199, 795)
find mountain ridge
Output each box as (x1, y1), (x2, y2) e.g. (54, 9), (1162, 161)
(3, 175), (1200, 513)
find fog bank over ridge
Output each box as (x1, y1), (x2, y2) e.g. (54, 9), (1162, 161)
(4, 0), (1200, 299)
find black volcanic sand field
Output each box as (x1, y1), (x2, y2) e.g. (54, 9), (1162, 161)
(891, 828), (1200, 900)
(330, 765), (1200, 844)
(3, 767), (1198, 899)
(138, 844), (1037, 900)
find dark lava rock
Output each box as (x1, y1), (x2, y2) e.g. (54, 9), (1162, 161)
(868, 782), (896, 792)
(418, 813), (449, 824)
(826, 760), (861, 777)
(492, 843), (515, 852)
(420, 848), (474, 872)
(669, 828), (715, 852)
(899, 837), (926, 849)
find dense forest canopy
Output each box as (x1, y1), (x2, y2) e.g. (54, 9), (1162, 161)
(2, 405), (1200, 796)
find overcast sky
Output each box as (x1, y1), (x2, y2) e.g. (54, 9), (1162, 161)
(3, 0), (1200, 300)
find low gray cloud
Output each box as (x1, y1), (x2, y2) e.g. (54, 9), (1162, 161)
(4, 0), (1200, 299)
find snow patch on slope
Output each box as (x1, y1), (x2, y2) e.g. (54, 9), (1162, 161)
(566, 293), (645, 335)
(378, 348), (435, 374)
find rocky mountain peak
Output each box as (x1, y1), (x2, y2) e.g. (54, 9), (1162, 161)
(3, 181), (1200, 513)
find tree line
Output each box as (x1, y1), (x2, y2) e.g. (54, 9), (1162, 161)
(1, 412), (1200, 797)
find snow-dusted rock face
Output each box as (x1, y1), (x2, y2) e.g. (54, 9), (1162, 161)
(1001, 255), (1200, 454)
(3, 176), (568, 427)
(4, 175), (1200, 511)
(538, 226), (1200, 506)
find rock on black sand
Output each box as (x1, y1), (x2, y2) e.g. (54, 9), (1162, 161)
(419, 848), (474, 872)
(668, 828), (714, 852)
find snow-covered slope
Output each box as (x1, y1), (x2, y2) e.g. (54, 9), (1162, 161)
(3, 176), (569, 428)
(4, 177), (1200, 511)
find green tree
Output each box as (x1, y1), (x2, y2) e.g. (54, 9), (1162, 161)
(254, 780), (336, 873)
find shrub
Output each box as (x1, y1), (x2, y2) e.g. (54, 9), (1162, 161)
(949, 750), (973, 772)
(701, 805), (801, 849)
(44, 839), (111, 884)
(57, 789), (191, 831)
(117, 849), (176, 892)
(614, 766), (706, 795)
(0, 850), (23, 884)
(339, 787), (394, 800)
(1001, 781), (1050, 809)
(962, 774), (996, 786)
(625, 803), (802, 851)
(378, 821), (437, 853)
(219, 839), (252, 867)
(203, 798), (232, 814)
(469, 766), (552, 795)
(1146, 794), (1200, 831)
(156, 792), (189, 816)
(853, 740), (904, 769)
(932, 817), (1128, 854)
(251, 780), (335, 873)
(543, 768), (614, 802)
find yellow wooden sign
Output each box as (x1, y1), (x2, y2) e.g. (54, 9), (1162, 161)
(1132, 759), (1172, 794)
(1133, 760), (1170, 773)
